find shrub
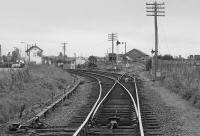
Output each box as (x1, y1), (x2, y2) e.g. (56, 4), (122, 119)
(146, 59), (152, 71)
(9, 68), (32, 90)
(159, 60), (200, 108)
(42, 81), (54, 90)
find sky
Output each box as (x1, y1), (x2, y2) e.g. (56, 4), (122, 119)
(0, 0), (200, 58)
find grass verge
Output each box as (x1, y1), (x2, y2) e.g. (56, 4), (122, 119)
(0, 65), (74, 124)
(159, 61), (200, 108)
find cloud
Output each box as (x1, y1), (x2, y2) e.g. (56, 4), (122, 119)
(0, 0), (199, 57)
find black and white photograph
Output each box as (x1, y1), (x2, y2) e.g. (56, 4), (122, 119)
(0, 0), (200, 135)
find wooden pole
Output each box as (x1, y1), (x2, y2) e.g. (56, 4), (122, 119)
(154, 1), (158, 80)
(146, 1), (165, 80)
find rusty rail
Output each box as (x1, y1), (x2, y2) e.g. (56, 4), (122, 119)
(9, 76), (81, 131)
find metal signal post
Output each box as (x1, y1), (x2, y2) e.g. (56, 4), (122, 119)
(121, 42), (127, 55)
(146, 1), (165, 80)
(108, 33), (117, 54)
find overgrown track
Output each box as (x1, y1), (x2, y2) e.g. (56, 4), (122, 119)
(8, 70), (162, 136)
(66, 70), (117, 132)
(72, 70), (162, 136)
(66, 70), (140, 136)
(29, 72), (103, 136)
(10, 70), (119, 136)
(88, 83), (139, 135)
(134, 78), (162, 136)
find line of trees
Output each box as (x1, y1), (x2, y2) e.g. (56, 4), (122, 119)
(2, 48), (21, 63)
(88, 56), (97, 68)
(158, 54), (173, 60)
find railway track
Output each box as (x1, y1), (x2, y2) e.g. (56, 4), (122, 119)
(8, 70), (162, 136)
(72, 70), (143, 136)
(71, 70), (162, 136)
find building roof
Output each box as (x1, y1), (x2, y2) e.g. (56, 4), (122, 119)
(26, 45), (43, 53)
(125, 49), (149, 60)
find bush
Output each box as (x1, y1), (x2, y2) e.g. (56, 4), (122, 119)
(146, 59), (152, 71)
(160, 60), (200, 108)
(9, 68), (32, 90)
(158, 54), (174, 60)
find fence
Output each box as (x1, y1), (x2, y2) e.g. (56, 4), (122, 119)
(157, 59), (200, 107)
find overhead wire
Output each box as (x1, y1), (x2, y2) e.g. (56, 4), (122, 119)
(157, 5), (172, 56)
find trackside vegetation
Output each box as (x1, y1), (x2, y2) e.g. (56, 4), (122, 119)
(0, 65), (74, 124)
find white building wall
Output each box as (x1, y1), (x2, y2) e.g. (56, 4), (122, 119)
(76, 57), (86, 65)
(70, 61), (76, 69)
(26, 48), (42, 64)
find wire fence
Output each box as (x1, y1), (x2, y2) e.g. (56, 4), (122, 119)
(157, 59), (200, 107)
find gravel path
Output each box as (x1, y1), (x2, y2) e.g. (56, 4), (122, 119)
(139, 71), (200, 136)
(43, 76), (96, 127)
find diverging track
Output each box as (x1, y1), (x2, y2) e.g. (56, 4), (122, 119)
(72, 70), (144, 136)
(88, 83), (140, 135)
(8, 69), (162, 136)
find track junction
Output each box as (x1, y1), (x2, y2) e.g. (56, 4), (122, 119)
(8, 70), (162, 136)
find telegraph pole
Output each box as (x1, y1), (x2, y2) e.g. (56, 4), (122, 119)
(146, 1), (165, 80)
(125, 42), (126, 54)
(0, 44), (2, 62)
(27, 44), (30, 63)
(74, 53), (76, 69)
(61, 42), (68, 62)
(108, 33), (117, 54)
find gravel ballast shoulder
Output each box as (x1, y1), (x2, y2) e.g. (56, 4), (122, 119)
(43, 76), (96, 127)
(139, 71), (200, 136)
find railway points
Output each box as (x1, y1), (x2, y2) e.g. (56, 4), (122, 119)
(7, 70), (162, 136)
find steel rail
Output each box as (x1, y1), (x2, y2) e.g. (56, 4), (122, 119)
(88, 71), (144, 136)
(91, 69), (123, 78)
(73, 71), (141, 136)
(91, 80), (118, 119)
(127, 73), (145, 136)
(17, 77), (81, 130)
(73, 74), (103, 136)
(81, 71), (117, 81)
(89, 79), (141, 135)
(82, 71), (126, 83)
(133, 75), (144, 136)
(86, 72), (139, 118)
(117, 81), (139, 118)
(90, 73), (126, 119)
(73, 71), (122, 136)
(81, 71), (126, 119)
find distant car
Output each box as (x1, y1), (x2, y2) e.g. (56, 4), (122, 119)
(11, 63), (20, 68)
(11, 63), (24, 68)
(57, 63), (64, 67)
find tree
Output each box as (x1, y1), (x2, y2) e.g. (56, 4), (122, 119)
(11, 48), (20, 62)
(157, 55), (163, 60)
(88, 56), (97, 64)
(158, 54), (173, 60)
(58, 52), (63, 57)
(162, 54), (173, 60)
(146, 59), (152, 71)
(11, 51), (18, 62)
(7, 52), (11, 62)
(2, 55), (7, 62)
(88, 56), (97, 68)
(56, 59), (64, 63)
